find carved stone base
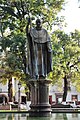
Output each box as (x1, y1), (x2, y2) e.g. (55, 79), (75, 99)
(29, 79), (52, 117)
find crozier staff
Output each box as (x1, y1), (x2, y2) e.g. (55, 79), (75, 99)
(26, 18), (52, 79)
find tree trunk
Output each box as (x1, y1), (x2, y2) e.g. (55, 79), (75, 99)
(25, 83), (31, 101)
(63, 75), (68, 102)
(8, 78), (13, 102)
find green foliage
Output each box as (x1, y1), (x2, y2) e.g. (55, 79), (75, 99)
(0, 0), (80, 94)
(0, 0), (65, 32)
(0, 0), (65, 84)
(49, 29), (80, 91)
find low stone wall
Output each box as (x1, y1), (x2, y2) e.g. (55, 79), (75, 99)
(0, 105), (10, 110)
(52, 108), (80, 113)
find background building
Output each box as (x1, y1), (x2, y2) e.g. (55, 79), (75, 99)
(49, 83), (80, 105)
(0, 78), (27, 105)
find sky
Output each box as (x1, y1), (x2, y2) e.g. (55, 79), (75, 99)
(58, 0), (80, 33)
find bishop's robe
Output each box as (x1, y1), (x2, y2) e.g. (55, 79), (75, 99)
(26, 27), (53, 79)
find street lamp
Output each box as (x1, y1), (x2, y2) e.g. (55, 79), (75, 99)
(18, 81), (21, 111)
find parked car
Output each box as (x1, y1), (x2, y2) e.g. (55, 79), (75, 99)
(77, 104), (80, 108)
(51, 102), (70, 108)
(69, 101), (77, 108)
(11, 101), (27, 110)
(20, 102), (27, 110)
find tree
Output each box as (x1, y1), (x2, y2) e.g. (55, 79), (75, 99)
(0, 0), (65, 30)
(49, 29), (80, 101)
(0, 0), (65, 77)
(0, 0), (65, 100)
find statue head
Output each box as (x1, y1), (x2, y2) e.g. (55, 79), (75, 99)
(36, 19), (42, 28)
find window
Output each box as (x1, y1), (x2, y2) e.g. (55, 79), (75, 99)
(72, 95), (78, 101)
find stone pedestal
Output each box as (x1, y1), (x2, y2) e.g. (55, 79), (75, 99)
(29, 79), (52, 117)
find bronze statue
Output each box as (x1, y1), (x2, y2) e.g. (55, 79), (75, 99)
(26, 18), (52, 79)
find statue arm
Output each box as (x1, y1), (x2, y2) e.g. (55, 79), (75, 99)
(46, 32), (52, 52)
(47, 41), (52, 52)
(26, 18), (31, 36)
(47, 35), (53, 72)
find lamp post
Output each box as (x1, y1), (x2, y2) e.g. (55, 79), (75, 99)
(18, 82), (21, 111)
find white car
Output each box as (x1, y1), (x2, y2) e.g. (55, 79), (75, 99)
(20, 102), (27, 110)
(70, 101), (77, 108)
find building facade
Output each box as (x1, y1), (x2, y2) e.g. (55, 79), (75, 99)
(0, 78), (27, 105)
(49, 83), (80, 105)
